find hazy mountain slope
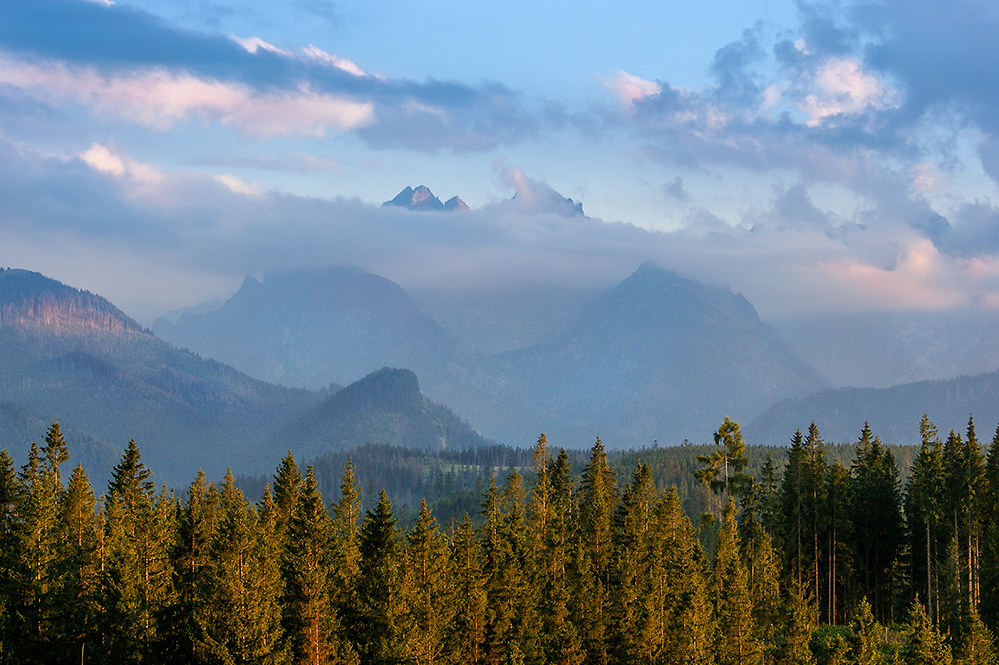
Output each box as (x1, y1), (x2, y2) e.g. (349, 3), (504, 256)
(1, 268), (499, 483)
(265, 367), (495, 463)
(746, 370), (999, 446)
(0, 401), (120, 487)
(454, 263), (827, 447)
(154, 267), (461, 390)
(772, 309), (999, 388)
(0, 268), (327, 482)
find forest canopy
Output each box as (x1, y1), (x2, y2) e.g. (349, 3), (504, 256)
(0, 416), (996, 665)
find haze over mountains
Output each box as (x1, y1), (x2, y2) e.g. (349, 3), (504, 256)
(6, 238), (999, 488)
(155, 259), (827, 447)
(0, 268), (492, 485)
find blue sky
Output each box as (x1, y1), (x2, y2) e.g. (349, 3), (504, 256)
(2, 0), (999, 324)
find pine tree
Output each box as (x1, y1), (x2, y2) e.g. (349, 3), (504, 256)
(281, 466), (340, 665)
(696, 417), (753, 512)
(575, 438), (617, 665)
(357, 488), (405, 664)
(204, 471), (290, 664)
(103, 439), (179, 663)
(450, 515), (486, 664)
(901, 600), (952, 665)
(404, 499), (454, 665)
(51, 464), (102, 664)
(906, 415), (945, 623)
(713, 500), (762, 665)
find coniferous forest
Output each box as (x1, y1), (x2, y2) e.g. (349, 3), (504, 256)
(2, 416), (999, 664)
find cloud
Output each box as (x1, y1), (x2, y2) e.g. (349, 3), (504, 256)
(5, 137), (998, 325)
(599, 70), (660, 111)
(0, 52), (375, 136)
(0, 0), (554, 152)
(798, 56), (901, 126)
(81, 142), (163, 183)
(492, 162), (584, 217)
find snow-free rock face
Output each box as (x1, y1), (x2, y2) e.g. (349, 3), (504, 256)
(444, 195), (470, 212)
(384, 185), (445, 211)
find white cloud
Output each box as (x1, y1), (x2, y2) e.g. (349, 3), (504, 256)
(0, 52), (375, 137)
(799, 57), (901, 127)
(600, 70), (660, 110)
(214, 173), (262, 195)
(233, 36), (292, 57)
(81, 143), (163, 184)
(301, 45), (369, 77)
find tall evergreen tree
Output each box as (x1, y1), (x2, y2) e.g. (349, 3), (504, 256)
(696, 417), (753, 512)
(981, 423), (999, 631)
(12, 440), (62, 661)
(450, 515), (486, 665)
(104, 440), (179, 664)
(204, 472), (289, 664)
(51, 464), (102, 664)
(713, 500), (762, 665)
(281, 466), (342, 665)
(357, 489), (405, 665)
(906, 415), (946, 623)
(575, 438), (618, 665)
(850, 424), (904, 624)
(404, 500), (454, 665)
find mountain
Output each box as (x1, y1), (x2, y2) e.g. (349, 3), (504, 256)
(153, 262), (828, 449)
(0, 269), (491, 485)
(772, 309), (999, 389)
(153, 266), (461, 390)
(443, 195), (470, 212)
(746, 370), (999, 446)
(383, 185), (468, 212)
(267, 367), (495, 462)
(446, 263), (827, 447)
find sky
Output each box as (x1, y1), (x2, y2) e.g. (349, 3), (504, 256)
(2, 0), (999, 325)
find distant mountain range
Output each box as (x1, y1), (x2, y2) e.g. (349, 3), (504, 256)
(0, 269), (492, 485)
(746, 370), (999, 446)
(155, 262), (829, 448)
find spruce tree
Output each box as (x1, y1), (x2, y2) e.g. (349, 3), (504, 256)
(358, 489), (405, 664)
(51, 464), (102, 664)
(281, 466), (341, 665)
(204, 471), (290, 664)
(902, 600), (952, 665)
(713, 500), (762, 665)
(404, 499), (454, 665)
(576, 438), (617, 665)
(103, 440), (179, 663)
(450, 515), (486, 664)
(12, 440), (62, 661)
(906, 415), (945, 623)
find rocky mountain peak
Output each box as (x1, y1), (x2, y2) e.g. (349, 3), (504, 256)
(383, 186), (469, 212)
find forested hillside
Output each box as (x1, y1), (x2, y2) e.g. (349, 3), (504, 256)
(1, 415), (996, 664)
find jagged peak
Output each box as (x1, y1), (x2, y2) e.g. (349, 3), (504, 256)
(383, 186), (469, 212)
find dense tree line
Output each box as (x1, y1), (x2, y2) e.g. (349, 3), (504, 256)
(0, 418), (998, 664)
